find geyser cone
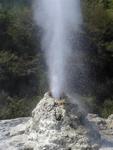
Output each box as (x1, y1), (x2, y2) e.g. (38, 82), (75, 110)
(25, 93), (101, 150)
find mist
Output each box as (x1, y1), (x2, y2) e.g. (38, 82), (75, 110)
(33, 0), (82, 98)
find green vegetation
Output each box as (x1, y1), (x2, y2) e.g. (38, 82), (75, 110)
(0, 0), (113, 119)
(100, 99), (113, 117)
(82, 0), (113, 117)
(0, 91), (41, 119)
(0, 0), (47, 119)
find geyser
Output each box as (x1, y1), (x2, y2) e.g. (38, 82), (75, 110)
(33, 0), (82, 98)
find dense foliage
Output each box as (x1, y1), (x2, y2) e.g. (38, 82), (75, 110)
(0, 0), (113, 119)
(0, 0), (47, 119)
(82, 0), (113, 117)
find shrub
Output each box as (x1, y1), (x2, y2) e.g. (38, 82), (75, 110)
(0, 95), (41, 119)
(100, 99), (113, 118)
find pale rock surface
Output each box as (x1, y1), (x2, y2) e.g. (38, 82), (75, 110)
(88, 114), (113, 150)
(0, 93), (113, 150)
(24, 93), (101, 150)
(107, 114), (113, 130)
(0, 117), (30, 150)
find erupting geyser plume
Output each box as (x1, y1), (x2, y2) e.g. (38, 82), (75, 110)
(33, 0), (82, 99)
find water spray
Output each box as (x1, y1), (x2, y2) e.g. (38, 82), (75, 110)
(33, 0), (82, 99)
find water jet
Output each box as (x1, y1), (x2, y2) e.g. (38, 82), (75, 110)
(33, 0), (82, 98)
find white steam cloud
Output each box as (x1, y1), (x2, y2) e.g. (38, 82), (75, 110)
(33, 0), (82, 98)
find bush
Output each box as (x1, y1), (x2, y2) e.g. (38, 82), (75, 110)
(0, 95), (41, 119)
(100, 99), (113, 118)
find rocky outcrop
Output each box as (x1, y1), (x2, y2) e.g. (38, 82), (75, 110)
(107, 114), (113, 130)
(87, 114), (113, 150)
(87, 113), (113, 135)
(87, 114), (107, 130)
(1, 93), (113, 150)
(24, 93), (101, 150)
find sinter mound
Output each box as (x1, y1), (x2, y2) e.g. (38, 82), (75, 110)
(24, 92), (101, 150)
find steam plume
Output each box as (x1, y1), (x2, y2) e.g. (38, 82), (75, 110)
(33, 0), (82, 98)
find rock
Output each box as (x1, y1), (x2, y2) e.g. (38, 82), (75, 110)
(10, 123), (27, 136)
(87, 114), (113, 150)
(87, 114), (107, 130)
(87, 113), (113, 135)
(0, 117), (30, 150)
(0, 93), (105, 150)
(107, 114), (113, 130)
(25, 93), (101, 150)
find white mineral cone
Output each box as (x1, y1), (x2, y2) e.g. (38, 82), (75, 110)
(25, 92), (101, 150)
